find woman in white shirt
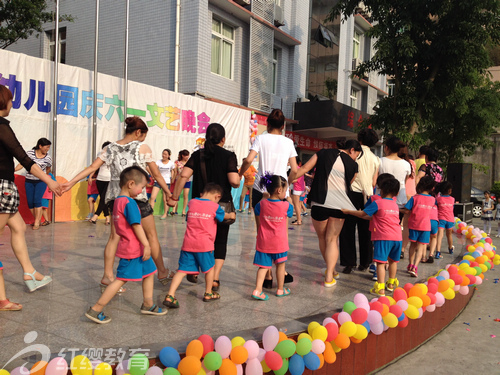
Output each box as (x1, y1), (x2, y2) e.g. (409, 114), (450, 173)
(150, 149), (175, 219)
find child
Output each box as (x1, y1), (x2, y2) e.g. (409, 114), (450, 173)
(482, 191), (494, 235)
(404, 176), (436, 278)
(85, 166), (167, 324)
(423, 203), (439, 262)
(86, 172), (99, 221)
(40, 172), (56, 226)
(343, 177), (402, 296)
(435, 181), (455, 257)
(495, 196), (500, 237)
(252, 174), (294, 300)
(0, 263), (22, 311)
(163, 183), (236, 308)
(146, 175), (154, 201)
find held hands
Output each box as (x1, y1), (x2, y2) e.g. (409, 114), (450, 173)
(167, 198), (177, 207)
(48, 179), (63, 196)
(142, 244), (151, 261)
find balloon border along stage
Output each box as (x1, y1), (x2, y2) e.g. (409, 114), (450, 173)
(6, 217), (498, 375)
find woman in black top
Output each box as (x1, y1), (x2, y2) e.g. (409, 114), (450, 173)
(168, 123), (240, 291)
(0, 85), (61, 295)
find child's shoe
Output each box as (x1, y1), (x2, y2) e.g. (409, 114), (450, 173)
(140, 304), (168, 316)
(435, 251), (442, 259)
(407, 264), (413, 273)
(163, 294), (180, 308)
(448, 246), (454, 254)
(386, 277), (399, 293)
(372, 269), (378, 281)
(408, 266), (418, 278)
(422, 255), (434, 264)
(370, 282), (385, 296)
(369, 264), (376, 274)
(85, 307), (111, 324)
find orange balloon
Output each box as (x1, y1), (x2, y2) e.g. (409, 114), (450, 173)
(350, 337), (362, 344)
(177, 355), (201, 375)
(31, 361), (48, 375)
(420, 294), (431, 308)
(381, 304), (389, 317)
(186, 339), (204, 360)
(323, 342), (337, 364)
(438, 280), (449, 293)
(278, 331), (288, 342)
(219, 358), (237, 375)
(230, 346), (248, 365)
(317, 353), (325, 369)
(461, 276), (470, 286)
(478, 273), (484, 280)
(334, 333), (350, 349)
(409, 286), (423, 298)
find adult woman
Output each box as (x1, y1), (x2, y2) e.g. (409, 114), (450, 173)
(150, 149), (175, 219)
(415, 148), (443, 186)
(0, 85), (61, 292)
(173, 149), (191, 216)
(295, 140), (362, 287)
(168, 123), (240, 291)
(239, 109), (298, 288)
(63, 116), (174, 289)
(15, 138), (52, 229)
(89, 141), (111, 224)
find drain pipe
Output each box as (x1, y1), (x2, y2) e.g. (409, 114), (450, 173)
(174, 0), (180, 92)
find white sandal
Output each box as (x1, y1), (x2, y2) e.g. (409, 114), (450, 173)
(24, 270), (52, 292)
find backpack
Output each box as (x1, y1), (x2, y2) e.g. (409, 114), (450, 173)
(425, 163), (443, 183)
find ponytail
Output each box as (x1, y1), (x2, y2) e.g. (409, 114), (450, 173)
(204, 123), (225, 158)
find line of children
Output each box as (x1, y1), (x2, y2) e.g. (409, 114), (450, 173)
(85, 166), (168, 324)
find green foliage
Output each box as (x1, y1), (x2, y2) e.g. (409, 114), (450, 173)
(473, 163), (490, 175)
(490, 181), (500, 197)
(324, 78), (337, 100)
(0, 0), (73, 49)
(329, 0), (500, 160)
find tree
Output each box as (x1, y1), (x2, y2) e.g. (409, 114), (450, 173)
(0, 0), (72, 49)
(328, 0), (500, 157)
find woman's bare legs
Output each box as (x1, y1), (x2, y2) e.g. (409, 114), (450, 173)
(312, 217), (344, 283)
(149, 186), (161, 210)
(141, 214), (171, 280)
(291, 194), (302, 224)
(182, 188), (189, 215)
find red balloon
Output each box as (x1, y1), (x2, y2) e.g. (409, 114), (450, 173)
(389, 304), (403, 318)
(265, 351), (283, 371)
(427, 283), (438, 294)
(393, 287), (408, 301)
(447, 265), (459, 275)
(470, 261), (479, 268)
(398, 315), (409, 328)
(378, 296), (390, 306)
(485, 237), (492, 244)
(450, 274), (463, 286)
(427, 277), (439, 285)
(427, 293), (436, 305)
(331, 312), (340, 325)
(404, 283), (414, 295)
(467, 275), (476, 284)
(325, 322), (338, 341)
(351, 308), (368, 324)
(198, 334), (214, 357)
(369, 301), (383, 315)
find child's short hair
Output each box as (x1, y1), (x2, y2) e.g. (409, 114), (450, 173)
(484, 190), (491, 195)
(259, 173), (287, 195)
(436, 181), (453, 195)
(416, 176), (436, 194)
(376, 173), (394, 188)
(380, 178), (400, 197)
(202, 183), (223, 196)
(119, 166), (148, 188)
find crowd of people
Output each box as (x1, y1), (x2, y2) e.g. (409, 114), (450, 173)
(0, 82), (480, 323)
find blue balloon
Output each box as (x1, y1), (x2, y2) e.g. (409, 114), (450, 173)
(159, 347), (181, 368)
(436, 276), (445, 281)
(289, 354), (305, 375)
(303, 352), (320, 371)
(397, 313), (405, 321)
(460, 260), (471, 265)
(361, 320), (371, 333)
(471, 251), (480, 258)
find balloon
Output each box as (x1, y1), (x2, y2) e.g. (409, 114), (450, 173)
(273, 359), (289, 375)
(367, 310), (382, 325)
(278, 331), (288, 343)
(333, 333), (350, 349)
(307, 322), (320, 335)
(219, 359), (236, 375)
(160, 347), (181, 368)
(353, 293), (369, 307)
(382, 313), (398, 328)
(295, 338), (312, 356)
(312, 325), (328, 341)
(297, 333), (313, 342)
(129, 353), (149, 375)
(203, 352), (222, 371)
(231, 336), (245, 348)
(311, 339), (326, 355)
(351, 308), (368, 324)
(264, 351), (282, 371)
(426, 304), (436, 312)
(46, 357), (68, 375)
(186, 340), (204, 359)
(459, 285), (469, 295)
(145, 366), (163, 375)
(243, 340), (260, 360)
(0, 370), (9, 375)
(323, 341), (337, 364)
(405, 304), (419, 319)
(325, 322), (339, 341)
(115, 360), (129, 375)
(303, 352), (320, 371)
(407, 296), (423, 309)
(10, 367), (29, 375)
(70, 355), (92, 375)
(322, 317), (336, 326)
(369, 301), (383, 315)
(30, 361), (48, 375)
(163, 368), (180, 375)
(274, 339), (296, 359)
(343, 301), (357, 314)
(339, 321), (357, 337)
(398, 315), (409, 328)
(353, 324), (368, 340)
(389, 304), (403, 318)
(337, 311), (352, 325)
(245, 358), (262, 375)
(371, 322), (384, 335)
(95, 362), (113, 375)
(215, 336), (233, 359)
(230, 346), (248, 365)
(197, 335), (215, 357)
(262, 326), (280, 351)
(177, 356), (201, 375)
(288, 354), (305, 375)
(257, 348), (266, 362)
(396, 299), (409, 311)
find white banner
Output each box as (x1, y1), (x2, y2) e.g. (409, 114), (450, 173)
(0, 49), (250, 180)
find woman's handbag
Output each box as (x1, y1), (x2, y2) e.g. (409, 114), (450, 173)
(199, 150), (236, 225)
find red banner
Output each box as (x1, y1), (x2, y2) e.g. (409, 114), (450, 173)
(285, 131), (337, 151)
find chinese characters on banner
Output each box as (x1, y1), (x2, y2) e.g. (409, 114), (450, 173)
(285, 131), (336, 151)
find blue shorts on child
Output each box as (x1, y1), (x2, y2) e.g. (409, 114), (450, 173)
(116, 256), (157, 281)
(253, 250), (288, 269)
(0, 260), (3, 269)
(431, 220), (439, 235)
(87, 194), (99, 201)
(409, 229), (430, 244)
(373, 240), (402, 264)
(178, 250), (215, 274)
(438, 220), (454, 230)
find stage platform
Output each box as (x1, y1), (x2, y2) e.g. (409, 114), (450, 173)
(0, 213), (476, 371)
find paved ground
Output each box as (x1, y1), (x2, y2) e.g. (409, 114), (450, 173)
(0, 213), (494, 372)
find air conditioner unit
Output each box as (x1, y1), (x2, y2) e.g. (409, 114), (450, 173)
(297, 97), (310, 103)
(233, 0), (250, 6)
(274, 4), (285, 27)
(352, 58), (361, 71)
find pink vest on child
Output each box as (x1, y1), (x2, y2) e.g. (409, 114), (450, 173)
(437, 195), (455, 222)
(370, 198), (402, 242)
(257, 199), (290, 254)
(430, 203), (438, 221)
(182, 199), (220, 253)
(408, 194), (435, 231)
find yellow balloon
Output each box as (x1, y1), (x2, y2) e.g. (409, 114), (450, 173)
(94, 362), (112, 375)
(307, 321), (321, 335)
(416, 284), (428, 295)
(312, 325), (328, 341)
(405, 304), (419, 320)
(0, 370), (10, 375)
(353, 324), (368, 340)
(197, 367), (207, 375)
(231, 336), (245, 348)
(70, 355), (92, 375)
(382, 313), (398, 328)
(407, 296), (423, 309)
(330, 341), (342, 353)
(447, 279), (455, 289)
(261, 360), (271, 373)
(479, 264), (488, 273)
(339, 321), (357, 337)
(442, 288), (455, 300)
(386, 296), (396, 306)
(298, 332), (313, 341)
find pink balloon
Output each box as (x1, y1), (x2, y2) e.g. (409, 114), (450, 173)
(435, 292), (445, 307)
(311, 339), (326, 355)
(367, 310), (382, 325)
(371, 322), (384, 335)
(322, 317), (336, 326)
(246, 358), (263, 375)
(145, 366), (164, 375)
(115, 360), (129, 375)
(417, 308), (424, 319)
(262, 325), (279, 351)
(475, 277), (483, 285)
(337, 311), (352, 325)
(426, 304), (436, 312)
(439, 270), (450, 279)
(459, 286), (470, 295)
(243, 340), (260, 360)
(353, 293), (369, 307)
(396, 299), (409, 311)
(46, 357), (68, 375)
(236, 363), (243, 375)
(257, 348), (266, 362)
(215, 336), (232, 359)
(10, 366), (29, 375)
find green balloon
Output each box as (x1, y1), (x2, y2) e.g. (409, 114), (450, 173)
(274, 358), (289, 375)
(129, 354), (149, 375)
(473, 266), (482, 275)
(296, 338), (312, 356)
(275, 340), (296, 359)
(343, 301), (357, 315)
(203, 351), (222, 371)
(163, 368), (181, 375)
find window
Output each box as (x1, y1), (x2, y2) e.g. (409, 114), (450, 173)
(211, 19), (234, 79)
(353, 30), (361, 60)
(272, 48), (278, 94)
(350, 88), (359, 109)
(387, 79), (395, 96)
(46, 27), (67, 64)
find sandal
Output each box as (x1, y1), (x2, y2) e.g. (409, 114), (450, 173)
(385, 278), (399, 293)
(158, 270), (176, 286)
(291, 220), (302, 225)
(140, 303), (168, 316)
(422, 256), (434, 264)
(163, 294), (180, 308)
(212, 279), (220, 292)
(276, 288), (291, 297)
(85, 307), (111, 324)
(187, 274), (198, 284)
(0, 299), (22, 311)
(252, 290), (269, 301)
(40, 221), (51, 226)
(203, 291), (221, 302)
(24, 270), (52, 292)
(100, 283), (126, 294)
(370, 282), (385, 296)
